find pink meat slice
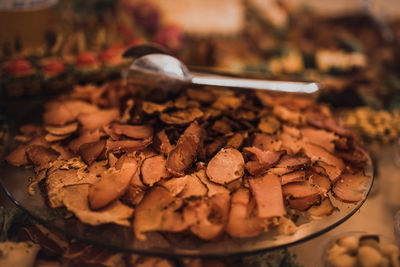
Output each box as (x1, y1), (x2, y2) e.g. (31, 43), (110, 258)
(206, 148), (245, 184)
(77, 109), (119, 131)
(280, 171), (306, 185)
(226, 188), (264, 238)
(303, 143), (345, 171)
(252, 133), (282, 152)
(106, 139), (151, 153)
(287, 194), (321, 211)
(333, 172), (370, 203)
(69, 129), (101, 153)
(300, 127), (337, 152)
(111, 124), (153, 140)
(141, 155), (170, 186)
(282, 182), (321, 199)
(249, 173), (286, 218)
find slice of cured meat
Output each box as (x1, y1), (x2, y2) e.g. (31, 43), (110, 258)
(106, 139), (151, 153)
(69, 129), (101, 153)
(110, 124), (153, 140)
(77, 109), (119, 131)
(79, 140), (106, 165)
(166, 135), (198, 176)
(333, 172), (370, 203)
(62, 184), (134, 226)
(287, 194), (321, 211)
(303, 143), (345, 171)
(141, 155), (170, 186)
(26, 145), (59, 169)
(249, 173), (286, 218)
(308, 197), (335, 217)
(280, 171), (306, 185)
(206, 148), (244, 184)
(226, 188), (265, 238)
(89, 156), (139, 209)
(300, 127), (337, 152)
(244, 147), (284, 176)
(282, 182), (321, 199)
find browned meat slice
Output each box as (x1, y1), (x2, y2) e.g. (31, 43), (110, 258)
(159, 176), (188, 196)
(159, 108), (203, 125)
(178, 173), (208, 199)
(316, 161), (342, 182)
(141, 155), (170, 186)
(252, 133), (282, 152)
(122, 185), (145, 206)
(275, 155), (310, 170)
(303, 143), (345, 171)
(26, 145), (59, 169)
(309, 172), (331, 194)
(43, 102), (74, 126)
(106, 139), (151, 153)
(212, 95), (242, 110)
(78, 140), (106, 165)
(333, 172), (370, 203)
(282, 182), (321, 199)
(154, 130), (174, 154)
(184, 121), (205, 141)
(335, 145), (369, 169)
(45, 122), (78, 136)
(279, 133), (303, 155)
(185, 194), (230, 240)
(43, 100), (99, 126)
(226, 189), (264, 238)
(46, 163), (98, 208)
(258, 116), (281, 134)
(51, 144), (74, 160)
(69, 129), (101, 153)
(307, 113), (352, 137)
(244, 147), (284, 175)
(205, 137), (226, 158)
(249, 173), (286, 218)
(110, 124), (153, 140)
(300, 128), (337, 152)
(166, 135), (198, 176)
(108, 153), (118, 168)
(280, 171), (306, 185)
(62, 184), (134, 226)
(273, 105), (304, 125)
(308, 197), (335, 217)
(206, 148), (244, 184)
(287, 195), (321, 211)
(5, 144), (29, 166)
(187, 88), (215, 104)
(77, 109), (119, 131)
(212, 120), (232, 134)
(142, 101), (173, 115)
(133, 186), (186, 240)
(45, 133), (70, 142)
(282, 125), (301, 138)
(226, 132), (247, 149)
(195, 169), (230, 197)
(88, 156), (139, 209)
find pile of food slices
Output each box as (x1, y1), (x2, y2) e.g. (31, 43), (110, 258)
(5, 80), (371, 241)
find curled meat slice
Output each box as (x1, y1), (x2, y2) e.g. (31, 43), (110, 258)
(275, 155), (310, 170)
(185, 194), (230, 240)
(62, 184), (134, 226)
(43, 100), (99, 126)
(226, 189), (265, 238)
(122, 186), (145, 206)
(333, 172), (370, 203)
(309, 172), (331, 194)
(154, 130), (174, 154)
(308, 197), (335, 217)
(252, 133), (282, 152)
(160, 176), (188, 196)
(303, 143), (345, 171)
(178, 173), (207, 199)
(88, 156), (139, 210)
(133, 187), (184, 240)
(280, 171), (306, 185)
(166, 136), (198, 176)
(300, 128), (337, 153)
(160, 108), (203, 125)
(69, 129), (101, 153)
(315, 161), (342, 182)
(206, 148), (244, 184)
(287, 194), (320, 211)
(77, 109), (119, 131)
(249, 173), (286, 218)
(110, 124), (153, 140)
(273, 105), (304, 125)
(79, 140), (106, 165)
(26, 145), (59, 169)
(306, 113), (352, 137)
(282, 182), (321, 199)
(6, 144), (29, 166)
(45, 122), (78, 136)
(244, 147), (284, 176)
(195, 169), (230, 197)
(141, 155), (170, 186)
(106, 139), (151, 153)
(279, 133), (303, 155)
(45, 133), (70, 142)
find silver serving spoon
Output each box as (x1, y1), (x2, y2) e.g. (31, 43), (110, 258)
(127, 53), (320, 99)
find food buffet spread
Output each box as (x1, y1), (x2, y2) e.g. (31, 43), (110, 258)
(0, 0), (399, 266)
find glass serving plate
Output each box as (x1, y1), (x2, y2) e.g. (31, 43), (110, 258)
(0, 144), (374, 258)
